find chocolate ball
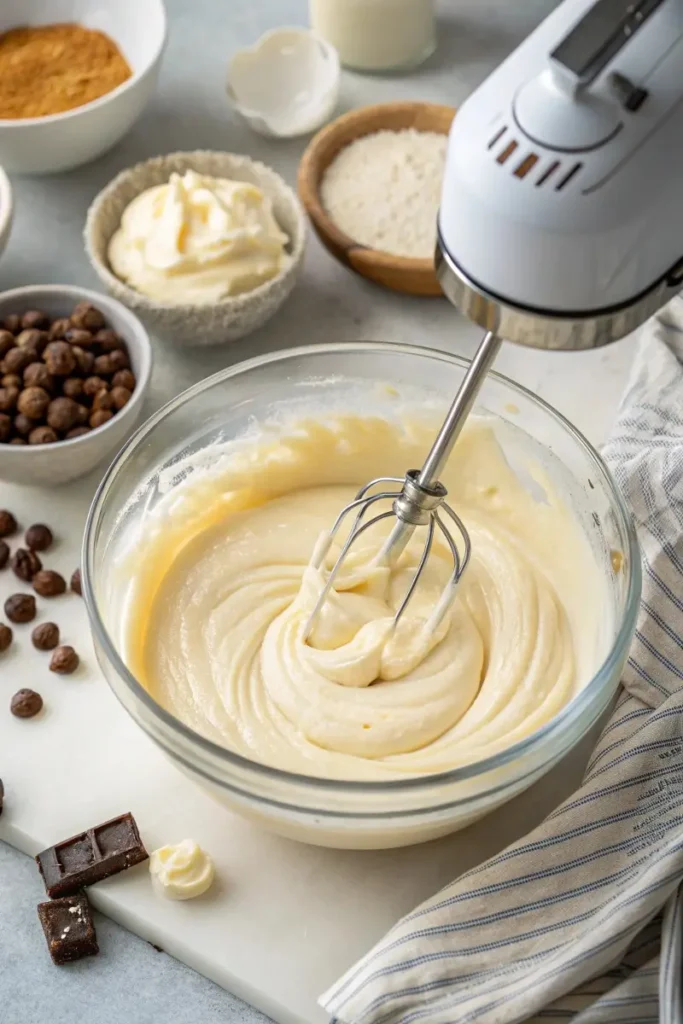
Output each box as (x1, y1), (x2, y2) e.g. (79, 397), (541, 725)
(33, 569), (66, 598)
(32, 621), (59, 651)
(23, 362), (54, 391)
(3, 347), (32, 375)
(46, 397), (79, 433)
(0, 510), (17, 537)
(71, 302), (105, 331)
(11, 688), (43, 718)
(0, 622), (12, 652)
(50, 645), (79, 674)
(89, 409), (113, 429)
(83, 376), (107, 398)
(0, 330), (14, 358)
(28, 425), (58, 445)
(43, 341), (75, 377)
(48, 317), (71, 341)
(21, 310), (50, 331)
(64, 328), (94, 348)
(17, 386), (50, 420)
(4, 593), (36, 623)
(112, 369), (135, 391)
(0, 386), (19, 413)
(25, 524), (53, 551)
(11, 547), (42, 581)
(13, 413), (33, 437)
(92, 389), (114, 412)
(71, 346), (95, 375)
(62, 377), (84, 400)
(0, 413), (12, 442)
(16, 329), (48, 355)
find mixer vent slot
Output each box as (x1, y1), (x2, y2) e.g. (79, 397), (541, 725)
(496, 140), (518, 165)
(536, 160), (561, 187)
(555, 161), (583, 191)
(487, 125), (507, 149)
(513, 153), (539, 179)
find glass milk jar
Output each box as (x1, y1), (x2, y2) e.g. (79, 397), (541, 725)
(309, 0), (436, 72)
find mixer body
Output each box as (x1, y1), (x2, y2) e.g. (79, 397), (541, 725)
(437, 0), (683, 349)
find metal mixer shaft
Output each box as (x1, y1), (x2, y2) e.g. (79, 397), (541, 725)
(303, 331), (502, 642)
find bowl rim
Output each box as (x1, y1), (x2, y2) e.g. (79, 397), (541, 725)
(83, 149), (307, 314)
(298, 101), (456, 276)
(83, 340), (641, 795)
(0, 0), (168, 129)
(0, 164), (12, 238)
(0, 283), (152, 457)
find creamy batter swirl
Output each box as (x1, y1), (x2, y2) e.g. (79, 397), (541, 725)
(123, 415), (605, 781)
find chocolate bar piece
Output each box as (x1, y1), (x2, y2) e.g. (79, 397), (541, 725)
(37, 892), (99, 965)
(36, 812), (148, 898)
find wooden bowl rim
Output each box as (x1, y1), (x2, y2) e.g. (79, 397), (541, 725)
(297, 101), (456, 276)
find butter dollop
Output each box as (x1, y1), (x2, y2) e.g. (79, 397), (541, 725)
(108, 169), (290, 304)
(149, 839), (215, 900)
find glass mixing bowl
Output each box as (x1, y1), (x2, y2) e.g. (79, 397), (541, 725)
(83, 343), (640, 850)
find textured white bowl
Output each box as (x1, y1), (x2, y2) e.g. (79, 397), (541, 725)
(0, 285), (152, 486)
(0, 166), (12, 258)
(84, 150), (307, 347)
(227, 27), (340, 138)
(0, 0), (167, 175)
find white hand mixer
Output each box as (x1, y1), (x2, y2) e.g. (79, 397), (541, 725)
(305, 0), (683, 639)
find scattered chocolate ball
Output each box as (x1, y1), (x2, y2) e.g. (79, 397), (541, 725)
(48, 317), (71, 341)
(16, 329), (48, 355)
(83, 376), (107, 398)
(4, 593), (36, 623)
(17, 386), (50, 421)
(0, 510), (17, 538)
(23, 362), (54, 391)
(1, 373), (21, 389)
(0, 622), (12, 651)
(21, 310), (50, 331)
(11, 547), (42, 581)
(14, 413), (33, 437)
(92, 389), (114, 412)
(0, 329), (14, 358)
(0, 413), (11, 442)
(0, 540), (9, 568)
(3, 346), (33, 375)
(71, 301), (105, 332)
(25, 523), (53, 551)
(32, 621), (59, 651)
(110, 386), (131, 411)
(50, 645), (79, 674)
(112, 369), (135, 391)
(47, 397), (79, 433)
(11, 688), (43, 718)
(33, 570), (66, 597)
(29, 426), (58, 445)
(89, 409), (113, 429)
(70, 568), (82, 595)
(62, 377), (84, 400)
(71, 346), (95, 375)
(0, 385), (19, 412)
(43, 341), (76, 377)
(66, 426), (90, 439)
(2, 313), (20, 334)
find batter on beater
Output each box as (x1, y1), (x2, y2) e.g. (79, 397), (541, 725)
(122, 414), (607, 782)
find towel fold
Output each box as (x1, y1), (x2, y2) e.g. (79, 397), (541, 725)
(322, 300), (683, 1024)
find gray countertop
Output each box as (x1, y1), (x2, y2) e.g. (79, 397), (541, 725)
(0, 0), (559, 1021)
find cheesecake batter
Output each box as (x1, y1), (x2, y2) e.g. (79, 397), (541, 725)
(123, 414), (606, 781)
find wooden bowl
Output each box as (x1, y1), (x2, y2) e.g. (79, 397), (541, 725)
(298, 101), (456, 297)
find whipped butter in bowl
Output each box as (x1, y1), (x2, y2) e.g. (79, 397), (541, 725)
(108, 170), (290, 304)
(85, 151), (306, 346)
(84, 344), (639, 849)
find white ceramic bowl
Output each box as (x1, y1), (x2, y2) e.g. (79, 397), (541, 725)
(0, 166), (12, 258)
(227, 28), (340, 138)
(0, 0), (167, 175)
(0, 285), (152, 485)
(84, 150), (307, 347)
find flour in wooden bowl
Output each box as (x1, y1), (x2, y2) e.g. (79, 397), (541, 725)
(320, 128), (447, 259)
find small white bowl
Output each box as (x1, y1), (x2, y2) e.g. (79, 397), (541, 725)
(0, 285), (152, 486)
(0, 166), (12, 258)
(0, 0), (167, 175)
(227, 27), (340, 139)
(84, 150), (307, 347)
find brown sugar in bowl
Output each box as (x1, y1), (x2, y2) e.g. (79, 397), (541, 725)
(298, 102), (456, 297)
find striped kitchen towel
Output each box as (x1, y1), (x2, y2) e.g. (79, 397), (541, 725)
(321, 299), (683, 1024)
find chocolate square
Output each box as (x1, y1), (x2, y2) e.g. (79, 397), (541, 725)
(36, 812), (148, 898)
(37, 893), (99, 965)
